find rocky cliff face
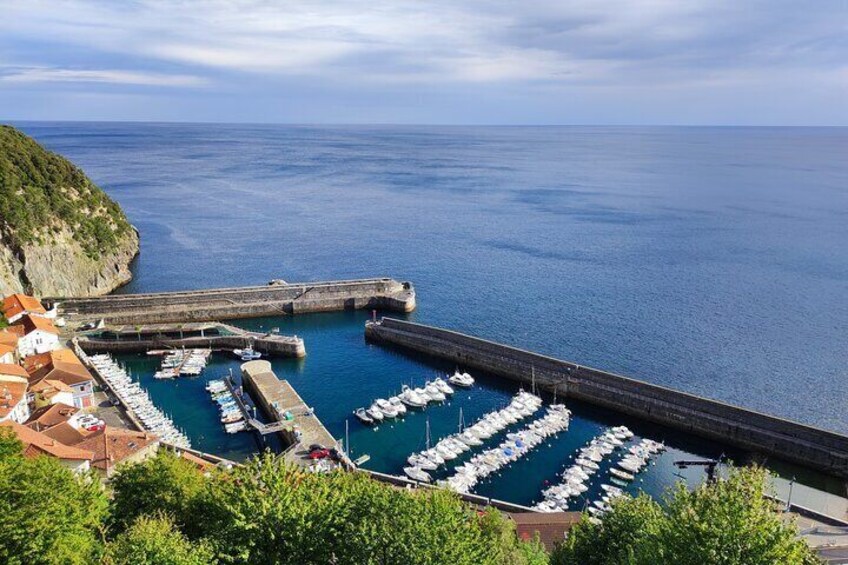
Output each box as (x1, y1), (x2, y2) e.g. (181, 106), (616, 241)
(0, 125), (139, 298)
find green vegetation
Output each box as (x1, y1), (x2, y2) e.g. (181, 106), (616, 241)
(0, 125), (132, 259)
(551, 466), (819, 565)
(0, 433), (817, 565)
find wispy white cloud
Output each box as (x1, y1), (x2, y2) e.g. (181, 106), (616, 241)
(0, 67), (205, 86)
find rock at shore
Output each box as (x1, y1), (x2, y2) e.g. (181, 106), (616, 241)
(0, 125), (139, 297)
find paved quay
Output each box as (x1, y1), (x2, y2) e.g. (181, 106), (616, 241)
(240, 360), (340, 468)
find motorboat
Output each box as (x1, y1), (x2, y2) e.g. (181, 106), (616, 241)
(457, 430), (483, 447)
(388, 396), (407, 415)
(403, 466), (432, 483)
(448, 370), (474, 387)
(432, 377), (455, 395)
(400, 386), (428, 408)
(407, 454), (438, 471)
(375, 399), (399, 418)
(354, 408), (374, 425)
(423, 383), (446, 402)
(601, 484), (623, 496)
(610, 468), (634, 481)
(366, 404), (385, 422)
(233, 345), (262, 361)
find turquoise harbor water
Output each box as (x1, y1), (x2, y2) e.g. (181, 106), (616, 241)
(15, 122), (848, 509)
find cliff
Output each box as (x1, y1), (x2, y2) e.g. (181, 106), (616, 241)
(0, 125), (139, 297)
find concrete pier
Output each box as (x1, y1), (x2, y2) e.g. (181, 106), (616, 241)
(240, 360), (337, 467)
(365, 317), (848, 480)
(75, 322), (306, 358)
(50, 277), (415, 325)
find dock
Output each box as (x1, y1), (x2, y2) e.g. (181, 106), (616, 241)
(49, 277), (415, 325)
(365, 317), (848, 480)
(74, 321), (306, 358)
(240, 360), (338, 468)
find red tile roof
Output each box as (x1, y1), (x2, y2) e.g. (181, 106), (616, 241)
(509, 511), (583, 552)
(0, 330), (19, 347)
(15, 314), (58, 336)
(43, 421), (92, 445)
(0, 379), (27, 421)
(29, 361), (93, 388)
(0, 363), (29, 379)
(23, 348), (85, 374)
(0, 344), (16, 358)
(1, 421), (93, 461)
(25, 403), (79, 432)
(73, 427), (159, 472)
(2, 294), (46, 320)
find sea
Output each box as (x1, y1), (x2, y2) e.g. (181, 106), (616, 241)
(13, 122), (848, 511)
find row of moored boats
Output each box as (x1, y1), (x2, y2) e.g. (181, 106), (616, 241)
(436, 402), (571, 492)
(87, 353), (191, 448)
(206, 379), (248, 434)
(355, 371), (474, 425)
(153, 348), (211, 379)
(534, 427), (665, 515)
(404, 390), (541, 476)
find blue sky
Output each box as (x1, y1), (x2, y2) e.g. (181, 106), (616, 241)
(1, 1), (846, 125)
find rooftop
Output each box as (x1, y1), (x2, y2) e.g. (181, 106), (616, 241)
(1, 421), (93, 461)
(2, 294), (46, 320)
(15, 314), (58, 336)
(26, 402), (79, 432)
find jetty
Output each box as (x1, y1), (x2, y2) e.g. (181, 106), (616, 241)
(75, 322), (306, 358)
(240, 360), (338, 468)
(365, 317), (848, 480)
(49, 277), (415, 325)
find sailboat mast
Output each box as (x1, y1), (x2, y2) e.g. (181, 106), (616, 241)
(425, 418), (431, 450)
(458, 407), (464, 433)
(345, 419), (350, 456)
(531, 366), (536, 396)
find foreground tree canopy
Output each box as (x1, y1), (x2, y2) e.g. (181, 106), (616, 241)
(0, 429), (818, 564)
(551, 465), (819, 565)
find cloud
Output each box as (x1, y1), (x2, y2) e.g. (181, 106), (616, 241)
(0, 67), (205, 87)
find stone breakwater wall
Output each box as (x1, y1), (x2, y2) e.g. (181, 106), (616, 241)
(77, 326), (306, 358)
(365, 318), (848, 479)
(50, 278), (416, 325)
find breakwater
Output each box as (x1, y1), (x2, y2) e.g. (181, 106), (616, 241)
(49, 277), (415, 324)
(365, 318), (848, 479)
(76, 322), (306, 358)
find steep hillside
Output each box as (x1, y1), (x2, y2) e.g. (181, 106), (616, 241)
(0, 125), (139, 297)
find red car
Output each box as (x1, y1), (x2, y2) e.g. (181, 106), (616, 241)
(307, 448), (331, 460)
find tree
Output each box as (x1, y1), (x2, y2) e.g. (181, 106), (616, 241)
(551, 466), (819, 565)
(0, 449), (108, 564)
(193, 451), (543, 564)
(103, 514), (215, 565)
(0, 426), (23, 460)
(109, 450), (207, 536)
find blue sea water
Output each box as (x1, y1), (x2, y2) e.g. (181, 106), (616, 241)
(13, 122), (848, 507)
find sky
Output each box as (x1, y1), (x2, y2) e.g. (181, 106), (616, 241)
(0, 0), (846, 125)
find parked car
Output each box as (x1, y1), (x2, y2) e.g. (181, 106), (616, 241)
(307, 449), (331, 460)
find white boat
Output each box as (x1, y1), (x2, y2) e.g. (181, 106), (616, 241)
(610, 467), (635, 481)
(403, 466), (432, 482)
(375, 399), (399, 418)
(423, 383), (446, 402)
(354, 408), (374, 425)
(233, 346), (261, 361)
(388, 396), (407, 415)
(448, 370), (474, 387)
(366, 404), (385, 421)
(407, 454), (438, 470)
(400, 386), (428, 408)
(432, 377), (455, 395)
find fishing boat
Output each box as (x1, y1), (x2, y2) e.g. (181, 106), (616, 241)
(388, 396), (407, 415)
(399, 385), (428, 408)
(366, 404), (385, 421)
(432, 377), (455, 395)
(375, 398), (400, 418)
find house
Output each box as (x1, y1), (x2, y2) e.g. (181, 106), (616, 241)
(0, 363), (30, 424)
(25, 403), (81, 433)
(0, 329), (22, 364)
(29, 378), (75, 408)
(13, 314), (60, 357)
(1, 294), (47, 324)
(25, 349), (96, 409)
(1, 421), (93, 473)
(71, 427), (159, 478)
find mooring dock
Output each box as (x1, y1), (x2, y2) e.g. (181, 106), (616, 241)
(240, 360), (338, 467)
(365, 317), (848, 480)
(74, 322), (306, 358)
(50, 277), (415, 325)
